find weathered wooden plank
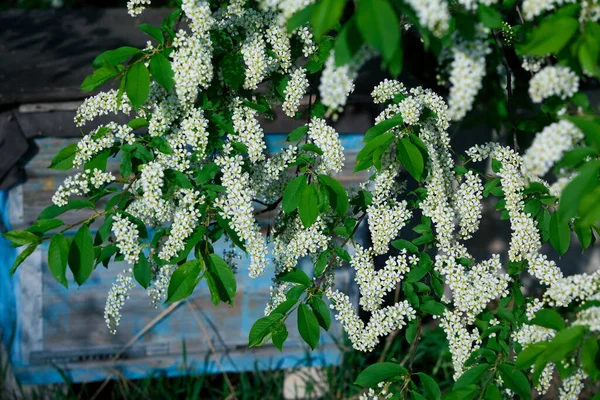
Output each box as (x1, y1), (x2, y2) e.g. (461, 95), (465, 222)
(0, 9), (171, 106)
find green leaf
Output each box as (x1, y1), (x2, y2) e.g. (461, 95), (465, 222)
(356, 132), (395, 172)
(26, 219), (64, 234)
(354, 362), (407, 387)
(139, 24), (165, 44)
(38, 200), (94, 220)
(531, 309), (565, 331)
(497, 364), (531, 400)
(559, 162), (599, 222)
(444, 385), (478, 400)
(283, 175), (307, 213)
(568, 116), (600, 151)
(287, 4), (315, 33)
(297, 304), (320, 350)
(550, 211), (570, 255)
(272, 324), (288, 351)
(3, 230), (40, 247)
(151, 136), (174, 155)
(545, 325), (587, 363)
(249, 313), (283, 347)
(580, 186), (600, 225)
(81, 66), (119, 91)
(334, 16), (363, 66)
(221, 52), (245, 90)
(166, 260), (202, 303)
(278, 268), (312, 287)
(536, 209), (551, 243)
(391, 239), (419, 253)
(364, 114), (403, 142)
(195, 163), (219, 185)
(356, 0), (399, 62)
(68, 225), (95, 286)
(49, 144), (77, 171)
(125, 62), (151, 110)
(207, 253), (237, 304)
(150, 52), (175, 92)
(515, 343), (548, 369)
(453, 363), (489, 389)
(420, 300), (445, 316)
(286, 125), (309, 142)
(484, 384), (502, 400)
(164, 169), (193, 189)
(397, 138), (424, 181)
(310, 297), (331, 330)
(10, 242), (39, 275)
(92, 46), (142, 68)
(582, 338), (600, 381)
(299, 184), (319, 228)
(519, 16), (578, 56)
(84, 149), (111, 171)
(134, 252), (151, 289)
(416, 373), (440, 400)
(477, 4), (503, 29)
(311, 0), (346, 37)
(579, 34), (600, 77)
(318, 175), (348, 216)
(574, 218), (594, 250)
(301, 143), (323, 155)
(48, 234), (69, 288)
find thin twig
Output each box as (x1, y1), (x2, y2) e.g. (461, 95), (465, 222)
(187, 300), (238, 400)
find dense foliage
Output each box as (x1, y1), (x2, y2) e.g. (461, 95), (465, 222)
(4, 0), (600, 398)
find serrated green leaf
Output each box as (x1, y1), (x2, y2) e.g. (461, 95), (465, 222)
(68, 225), (94, 286)
(278, 268), (312, 287)
(356, 0), (399, 62)
(49, 144), (77, 171)
(497, 364), (530, 400)
(92, 46), (142, 68)
(125, 62), (151, 110)
(310, 297), (331, 330)
(519, 16), (578, 56)
(416, 373), (440, 400)
(299, 184), (319, 227)
(134, 252), (151, 289)
(249, 313), (283, 347)
(10, 242), (39, 276)
(298, 304), (320, 350)
(311, 0), (345, 37)
(283, 175), (307, 214)
(150, 52), (175, 92)
(550, 211), (570, 255)
(354, 362), (407, 387)
(166, 260), (201, 303)
(531, 308), (565, 331)
(48, 234), (69, 288)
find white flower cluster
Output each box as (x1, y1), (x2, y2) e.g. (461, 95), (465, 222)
(367, 168), (412, 255)
(297, 26), (317, 58)
(138, 161), (169, 222)
(215, 146), (268, 277)
(371, 79), (408, 104)
(326, 286), (416, 351)
(529, 65), (579, 103)
(179, 107), (210, 155)
(307, 118), (345, 174)
(182, 0), (214, 35)
(272, 216), (329, 272)
(436, 254), (510, 323)
(148, 95), (181, 137)
(127, 0), (151, 17)
(454, 171), (483, 239)
(112, 213), (142, 264)
(232, 99), (267, 163)
(439, 310), (482, 380)
(405, 0), (450, 37)
(447, 25), (491, 121)
(266, 25), (292, 72)
(522, 120), (584, 178)
(581, 0), (600, 22)
(251, 146), (298, 201)
(52, 169), (115, 206)
(359, 383), (393, 400)
(352, 246), (412, 312)
(574, 306), (600, 331)
(319, 47), (372, 114)
(74, 89), (132, 127)
(261, 0), (316, 24)
(282, 67), (309, 118)
(74, 123), (135, 167)
(242, 33), (268, 90)
(158, 190), (204, 261)
(457, 0), (499, 10)
(147, 264), (175, 307)
(545, 271), (600, 307)
(521, 56), (543, 73)
(559, 369), (586, 400)
(104, 268), (135, 333)
(522, 0), (576, 20)
(398, 97), (423, 125)
(171, 30), (214, 108)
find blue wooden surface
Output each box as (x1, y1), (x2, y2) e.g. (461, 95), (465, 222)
(0, 133), (364, 386)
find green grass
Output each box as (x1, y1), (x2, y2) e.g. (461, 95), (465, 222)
(2, 322), (454, 400)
